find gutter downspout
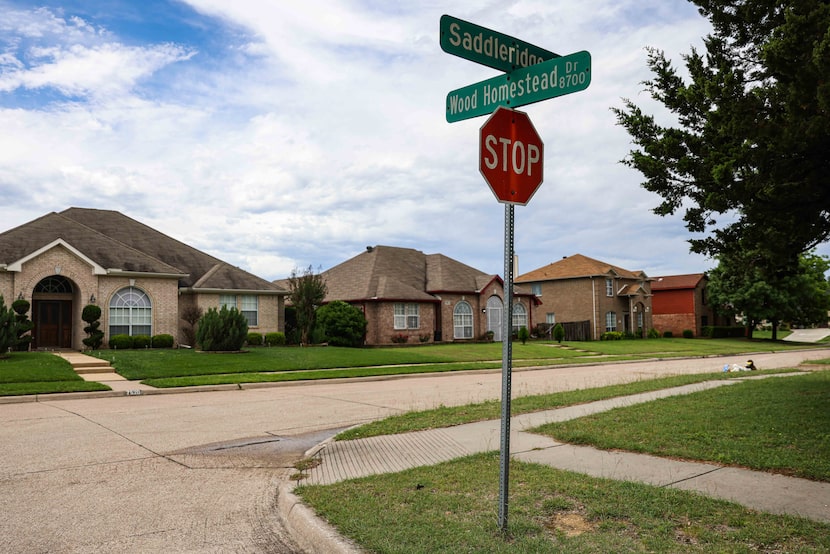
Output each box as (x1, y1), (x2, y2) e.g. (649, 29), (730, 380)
(591, 276), (597, 340)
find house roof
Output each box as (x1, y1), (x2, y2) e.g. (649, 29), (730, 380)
(319, 245), (506, 303)
(0, 208), (286, 294)
(515, 253), (648, 283)
(651, 273), (706, 291)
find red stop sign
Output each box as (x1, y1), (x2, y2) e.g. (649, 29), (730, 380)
(479, 106), (544, 205)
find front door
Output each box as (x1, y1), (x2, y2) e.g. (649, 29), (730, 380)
(487, 296), (503, 342)
(34, 300), (73, 349)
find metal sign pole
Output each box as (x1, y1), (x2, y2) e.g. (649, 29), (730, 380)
(498, 203), (514, 531)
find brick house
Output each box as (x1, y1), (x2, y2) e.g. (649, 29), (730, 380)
(0, 208), (287, 350)
(515, 253), (653, 340)
(315, 245), (539, 345)
(651, 273), (726, 337)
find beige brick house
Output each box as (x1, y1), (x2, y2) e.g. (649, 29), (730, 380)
(515, 253), (653, 340)
(0, 208), (287, 350)
(316, 245), (539, 345)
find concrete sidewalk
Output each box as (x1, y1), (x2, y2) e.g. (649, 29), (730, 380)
(281, 374), (830, 553)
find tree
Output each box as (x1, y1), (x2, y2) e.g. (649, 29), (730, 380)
(316, 301), (367, 347)
(707, 250), (830, 339)
(553, 322), (565, 344)
(614, 1), (830, 271)
(180, 304), (203, 347)
(196, 305), (248, 351)
(0, 296), (18, 358)
(289, 265), (327, 345)
(81, 304), (104, 350)
(11, 299), (33, 351)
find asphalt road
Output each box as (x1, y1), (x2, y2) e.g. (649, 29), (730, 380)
(1, 348), (828, 553)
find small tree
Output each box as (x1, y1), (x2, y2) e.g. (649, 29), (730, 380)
(196, 305), (248, 351)
(289, 265), (327, 345)
(0, 296), (18, 357)
(517, 326), (530, 345)
(11, 299), (33, 351)
(553, 322), (565, 344)
(81, 304), (104, 350)
(316, 301), (367, 347)
(180, 305), (203, 347)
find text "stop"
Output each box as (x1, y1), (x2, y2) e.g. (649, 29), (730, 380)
(482, 136), (541, 176)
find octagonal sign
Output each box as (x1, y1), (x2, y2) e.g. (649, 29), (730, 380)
(479, 106), (544, 205)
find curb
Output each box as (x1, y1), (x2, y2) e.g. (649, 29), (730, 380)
(277, 482), (363, 554)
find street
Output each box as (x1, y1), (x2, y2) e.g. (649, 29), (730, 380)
(1, 349), (827, 552)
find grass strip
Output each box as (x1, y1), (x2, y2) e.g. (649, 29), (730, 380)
(534, 371), (830, 481)
(0, 380), (111, 396)
(297, 453), (830, 553)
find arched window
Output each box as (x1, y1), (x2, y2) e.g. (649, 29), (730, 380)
(512, 303), (528, 330)
(453, 301), (473, 339)
(35, 275), (73, 293)
(109, 287), (152, 337)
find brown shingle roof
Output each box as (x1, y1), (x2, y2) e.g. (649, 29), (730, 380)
(515, 253), (647, 282)
(651, 273), (705, 291)
(0, 208), (285, 293)
(321, 245), (499, 303)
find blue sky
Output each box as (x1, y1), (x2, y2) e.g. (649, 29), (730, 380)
(3, 0), (806, 281)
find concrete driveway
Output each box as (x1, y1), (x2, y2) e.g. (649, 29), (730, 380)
(784, 328), (830, 342)
(1, 348), (828, 553)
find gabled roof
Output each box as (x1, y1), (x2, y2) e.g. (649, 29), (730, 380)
(0, 208), (286, 294)
(515, 253), (648, 283)
(320, 245), (499, 303)
(651, 273), (706, 291)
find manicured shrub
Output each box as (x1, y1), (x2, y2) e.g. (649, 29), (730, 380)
(132, 334), (152, 349)
(109, 334), (133, 349)
(81, 304), (104, 350)
(152, 334), (175, 348)
(316, 301), (367, 347)
(247, 332), (264, 346)
(391, 333), (409, 344)
(682, 329), (694, 338)
(12, 298), (33, 351)
(702, 326), (745, 338)
(419, 333), (431, 343)
(196, 305), (248, 351)
(663, 331), (673, 338)
(265, 332), (286, 346)
(553, 323), (565, 343)
(601, 331), (623, 341)
(647, 328), (661, 339)
(0, 295), (17, 357)
(517, 326), (530, 344)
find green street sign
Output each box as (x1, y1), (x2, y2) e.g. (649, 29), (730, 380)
(446, 50), (591, 123)
(440, 14), (559, 73)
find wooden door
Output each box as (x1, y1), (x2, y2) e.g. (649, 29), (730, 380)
(34, 300), (72, 348)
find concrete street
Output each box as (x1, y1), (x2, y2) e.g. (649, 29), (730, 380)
(1, 349), (828, 552)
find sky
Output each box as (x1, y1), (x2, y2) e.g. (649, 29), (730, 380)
(2, 0), (810, 282)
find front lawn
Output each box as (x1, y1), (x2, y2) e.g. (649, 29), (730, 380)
(0, 352), (110, 396)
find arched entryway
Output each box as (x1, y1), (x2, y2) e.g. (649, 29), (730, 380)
(31, 275), (75, 349)
(486, 296), (503, 341)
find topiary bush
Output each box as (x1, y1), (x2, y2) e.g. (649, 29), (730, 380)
(517, 326), (530, 344)
(247, 332), (263, 346)
(152, 334), (175, 348)
(81, 304), (104, 350)
(196, 305), (248, 351)
(11, 299), (33, 351)
(316, 301), (367, 347)
(109, 334), (133, 349)
(265, 332), (286, 346)
(132, 334), (152, 349)
(553, 323), (565, 343)
(682, 329), (694, 338)
(0, 295), (18, 357)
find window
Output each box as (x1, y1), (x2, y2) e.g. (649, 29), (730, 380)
(531, 283), (542, 296)
(240, 295), (258, 326)
(546, 313), (556, 324)
(637, 311), (643, 331)
(219, 294), (259, 326)
(605, 278), (614, 297)
(512, 303), (528, 329)
(394, 303), (419, 329)
(605, 311), (617, 332)
(453, 301), (473, 339)
(109, 287), (152, 337)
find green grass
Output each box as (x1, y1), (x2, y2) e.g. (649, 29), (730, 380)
(335, 370), (797, 441)
(297, 453), (830, 553)
(0, 352), (110, 396)
(90, 336), (816, 385)
(534, 371), (830, 481)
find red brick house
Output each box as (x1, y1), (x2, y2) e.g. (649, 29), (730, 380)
(515, 254), (653, 340)
(0, 208), (287, 349)
(316, 245), (539, 345)
(651, 273), (725, 337)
